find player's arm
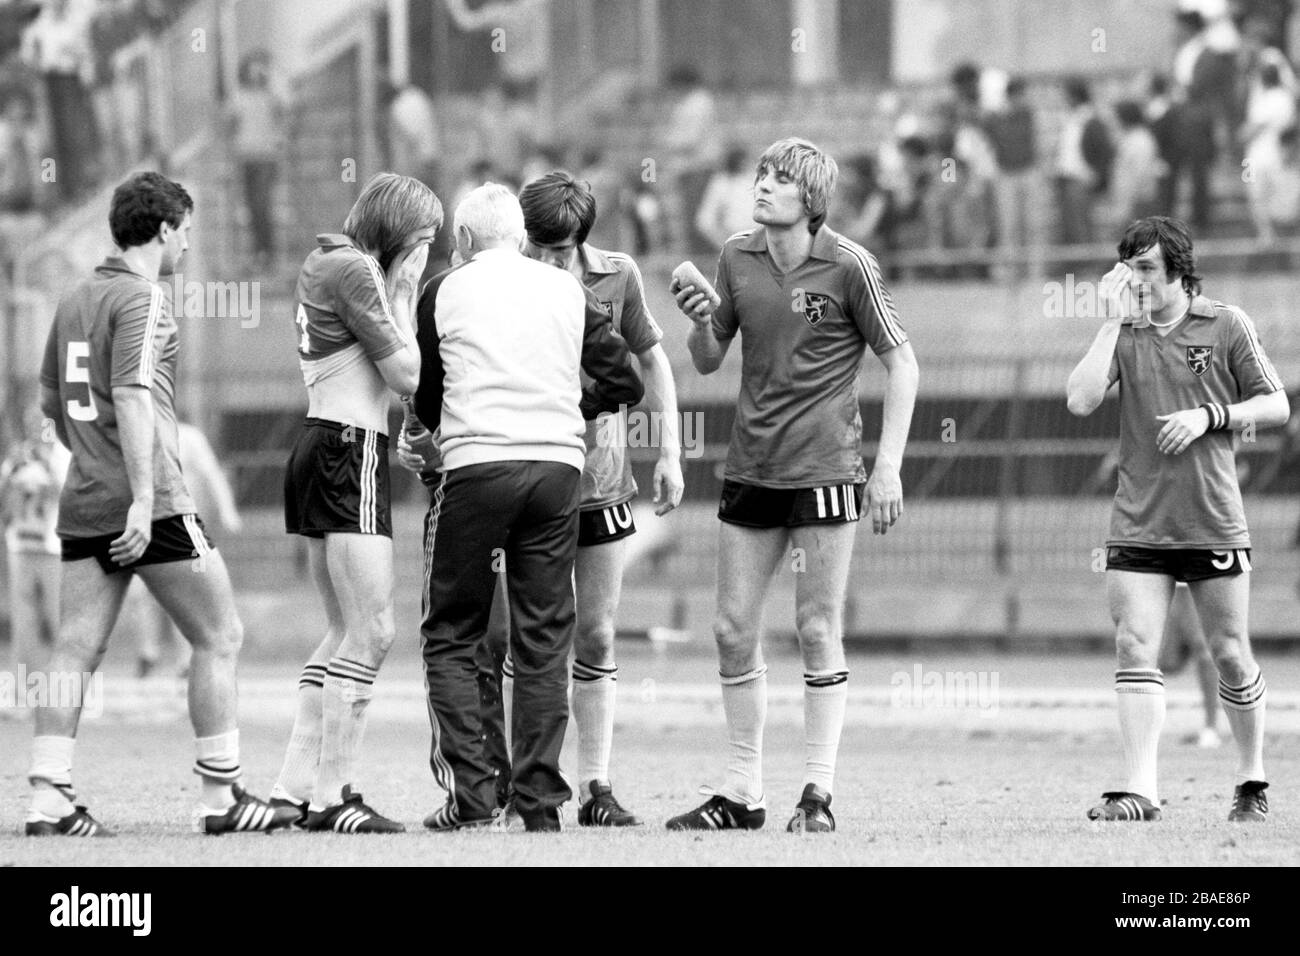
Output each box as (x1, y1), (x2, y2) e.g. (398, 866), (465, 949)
(868, 340), (919, 535)
(339, 250), (424, 396)
(845, 245), (915, 534)
(111, 384), (155, 564)
(637, 343), (685, 514)
(1067, 264), (1131, 416)
(618, 256), (684, 513)
(1156, 311), (1290, 455)
(38, 324), (70, 448)
(676, 258), (732, 375)
(578, 282), (645, 419)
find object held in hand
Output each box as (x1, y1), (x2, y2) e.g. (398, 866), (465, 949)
(671, 261), (721, 311)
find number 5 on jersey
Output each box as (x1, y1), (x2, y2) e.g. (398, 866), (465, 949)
(65, 340), (98, 421)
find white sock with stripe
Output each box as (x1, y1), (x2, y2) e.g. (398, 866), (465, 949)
(314, 657), (377, 810)
(804, 669), (849, 792)
(720, 665), (767, 804)
(572, 659), (617, 799)
(194, 730), (240, 809)
(272, 662), (327, 803)
(28, 735), (76, 821)
(1116, 669), (1164, 802)
(1219, 669), (1267, 783)
(501, 654), (515, 758)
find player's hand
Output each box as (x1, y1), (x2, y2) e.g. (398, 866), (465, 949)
(1098, 262), (1136, 324)
(1156, 408), (1211, 455)
(386, 242), (430, 305)
(652, 453), (684, 516)
(110, 499), (153, 566)
(672, 283), (716, 325)
(865, 463), (903, 535)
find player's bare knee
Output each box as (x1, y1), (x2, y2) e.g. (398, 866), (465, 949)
(575, 619), (616, 665)
(194, 617), (244, 658)
(1114, 627), (1159, 669)
(1210, 634), (1253, 683)
(713, 613), (758, 664)
(795, 613), (839, 658)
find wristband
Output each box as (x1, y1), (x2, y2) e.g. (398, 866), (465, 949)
(1199, 402), (1229, 431)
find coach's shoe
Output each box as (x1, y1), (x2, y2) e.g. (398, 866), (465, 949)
(302, 785), (405, 834)
(422, 801), (496, 832)
(1086, 791), (1161, 822)
(26, 805), (115, 838)
(666, 788), (766, 831)
(786, 784), (835, 834)
(578, 781), (642, 827)
(520, 806), (563, 833)
(197, 784), (302, 835)
(1228, 781), (1269, 822)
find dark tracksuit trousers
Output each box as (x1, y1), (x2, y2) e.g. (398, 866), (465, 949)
(422, 459), (580, 824)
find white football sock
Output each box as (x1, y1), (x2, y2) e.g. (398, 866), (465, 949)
(572, 659), (617, 798)
(1219, 669), (1267, 783)
(1116, 669), (1164, 803)
(803, 670), (849, 793)
(28, 735), (76, 820)
(194, 729), (240, 809)
(314, 657), (377, 809)
(720, 665), (767, 805)
(273, 663), (326, 802)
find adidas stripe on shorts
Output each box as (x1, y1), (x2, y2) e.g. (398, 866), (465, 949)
(284, 418), (392, 538)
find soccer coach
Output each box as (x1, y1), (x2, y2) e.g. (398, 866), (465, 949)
(412, 184), (644, 832)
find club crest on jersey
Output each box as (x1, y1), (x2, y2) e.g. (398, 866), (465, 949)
(801, 292), (830, 326)
(1186, 346), (1213, 376)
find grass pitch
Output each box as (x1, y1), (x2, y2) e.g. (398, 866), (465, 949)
(1, 712), (1296, 867)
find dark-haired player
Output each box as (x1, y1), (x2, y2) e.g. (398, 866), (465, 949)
(1068, 216), (1288, 822)
(271, 172), (440, 833)
(478, 171), (683, 826)
(667, 138), (919, 832)
(28, 172), (297, 836)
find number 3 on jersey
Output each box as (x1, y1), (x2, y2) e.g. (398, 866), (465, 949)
(65, 340), (98, 421)
(297, 303), (312, 354)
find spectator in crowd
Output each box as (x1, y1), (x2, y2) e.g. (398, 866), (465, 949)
(228, 50), (283, 269)
(1111, 100), (1166, 227)
(1147, 75), (1181, 216)
(888, 134), (935, 266)
(0, 89), (37, 215)
(577, 148), (623, 250)
(385, 80), (446, 269)
(663, 65), (720, 252)
(1240, 62), (1296, 241)
(943, 62), (998, 269)
(695, 144), (755, 249)
(1053, 78), (1113, 245)
(626, 170), (666, 255)
(1169, 8), (1238, 229)
(986, 75), (1040, 274)
(839, 153), (892, 252)
(20, 0), (99, 203)
(0, 404), (69, 676)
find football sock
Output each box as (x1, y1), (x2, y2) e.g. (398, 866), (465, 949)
(272, 662), (326, 802)
(501, 654), (515, 757)
(1219, 669), (1267, 783)
(803, 669), (849, 793)
(194, 729), (240, 809)
(1115, 669), (1164, 802)
(572, 659), (617, 799)
(314, 657), (377, 809)
(720, 664), (767, 805)
(28, 735), (76, 820)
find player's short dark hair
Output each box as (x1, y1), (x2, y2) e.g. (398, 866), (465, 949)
(108, 172), (194, 250)
(343, 172), (443, 273)
(519, 170), (596, 246)
(1118, 216), (1202, 295)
